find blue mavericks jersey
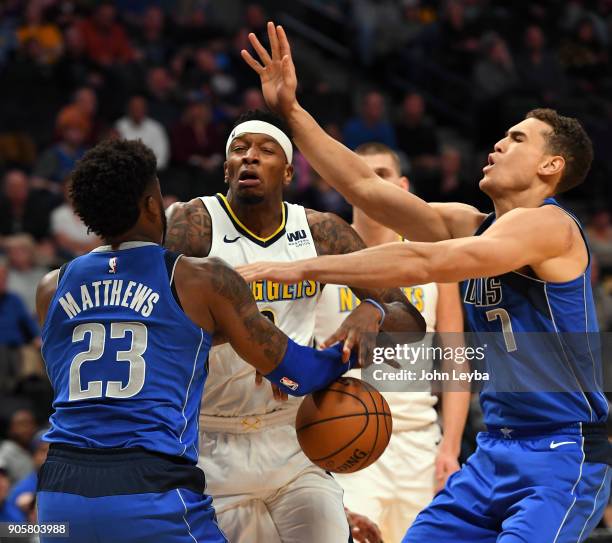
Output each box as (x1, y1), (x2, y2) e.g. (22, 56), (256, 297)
(41, 242), (210, 463)
(461, 198), (608, 429)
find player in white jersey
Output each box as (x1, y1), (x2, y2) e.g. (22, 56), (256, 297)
(314, 142), (469, 542)
(165, 110), (425, 543)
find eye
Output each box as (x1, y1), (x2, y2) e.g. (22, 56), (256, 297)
(232, 145), (246, 152)
(262, 148), (275, 155)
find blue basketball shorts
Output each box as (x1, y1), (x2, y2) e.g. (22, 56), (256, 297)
(36, 444), (227, 543)
(403, 424), (611, 543)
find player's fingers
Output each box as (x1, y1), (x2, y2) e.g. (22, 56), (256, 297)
(343, 329), (358, 363)
(277, 25), (292, 59)
(320, 326), (347, 349)
(281, 55), (295, 86)
(255, 371), (263, 385)
(359, 333), (376, 368)
(240, 49), (264, 74)
(267, 21), (281, 61)
(248, 32), (272, 66)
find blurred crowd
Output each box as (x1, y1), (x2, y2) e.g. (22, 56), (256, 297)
(1, 0), (612, 532)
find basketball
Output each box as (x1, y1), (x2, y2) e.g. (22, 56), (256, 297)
(295, 377), (392, 474)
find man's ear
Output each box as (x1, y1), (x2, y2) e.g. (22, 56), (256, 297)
(224, 161), (229, 183)
(283, 164), (294, 187)
(143, 195), (159, 220)
(399, 175), (409, 192)
(539, 155), (565, 178)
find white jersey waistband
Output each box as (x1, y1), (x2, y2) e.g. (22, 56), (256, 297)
(199, 408), (297, 434)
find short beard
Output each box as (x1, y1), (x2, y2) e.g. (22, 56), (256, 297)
(235, 191), (265, 205)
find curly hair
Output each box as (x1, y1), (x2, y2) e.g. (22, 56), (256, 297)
(70, 139), (157, 239)
(525, 109), (593, 194)
(233, 109), (293, 140)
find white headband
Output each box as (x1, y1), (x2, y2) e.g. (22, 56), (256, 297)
(226, 120), (293, 163)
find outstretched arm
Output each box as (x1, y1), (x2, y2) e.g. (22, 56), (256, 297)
(241, 22), (482, 241)
(175, 256), (353, 396)
(238, 206), (581, 288)
(308, 210), (425, 339)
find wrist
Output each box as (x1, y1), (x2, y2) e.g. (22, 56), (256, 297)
(362, 298), (386, 326)
(286, 102), (303, 124)
(438, 436), (460, 457)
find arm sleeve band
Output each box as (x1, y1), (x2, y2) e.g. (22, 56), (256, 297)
(264, 339), (354, 397)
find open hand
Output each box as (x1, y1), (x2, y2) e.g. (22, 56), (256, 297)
(321, 302), (382, 366)
(241, 22), (298, 118)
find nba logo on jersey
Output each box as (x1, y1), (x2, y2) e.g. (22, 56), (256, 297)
(280, 376), (299, 391)
(108, 257), (118, 274)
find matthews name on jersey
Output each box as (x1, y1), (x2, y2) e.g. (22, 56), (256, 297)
(42, 242), (210, 463)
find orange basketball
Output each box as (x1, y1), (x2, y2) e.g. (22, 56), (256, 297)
(295, 377), (392, 473)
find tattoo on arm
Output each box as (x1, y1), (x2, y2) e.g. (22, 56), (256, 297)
(208, 258), (287, 368)
(307, 210), (425, 331)
(165, 199), (213, 257)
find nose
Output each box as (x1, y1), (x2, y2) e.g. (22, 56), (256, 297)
(494, 138), (505, 153)
(243, 146), (260, 164)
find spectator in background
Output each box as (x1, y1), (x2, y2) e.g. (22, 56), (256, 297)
(77, 1), (134, 67)
(134, 5), (171, 67)
(5, 234), (48, 316)
(0, 3), (18, 69)
(16, 0), (63, 65)
(50, 180), (100, 258)
(343, 91), (397, 150)
(241, 87), (265, 113)
(517, 25), (568, 105)
(171, 98), (223, 172)
(473, 33), (517, 145)
(429, 145), (470, 202)
(0, 464), (24, 522)
(427, 0), (480, 73)
(560, 17), (608, 92)
(54, 24), (96, 93)
(473, 33), (517, 101)
(0, 408), (37, 484)
(56, 87), (105, 146)
(395, 92), (439, 170)
(6, 430), (48, 522)
(115, 95), (169, 169)
(146, 66), (182, 130)
(586, 208), (612, 271)
(0, 170), (51, 241)
(300, 171), (352, 222)
(592, 256), (612, 332)
(32, 112), (87, 195)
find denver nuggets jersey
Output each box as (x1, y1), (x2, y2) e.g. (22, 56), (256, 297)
(315, 281), (439, 430)
(200, 194), (320, 418)
(42, 242), (210, 463)
(462, 198), (608, 429)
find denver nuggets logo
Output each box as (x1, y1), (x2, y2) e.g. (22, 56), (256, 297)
(108, 257), (118, 274)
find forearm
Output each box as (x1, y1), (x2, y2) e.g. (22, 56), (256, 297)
(298, 242), (433, 288)
(287, 104), (448, 241)
(298, 237), (517, 288)
(440, 390), (470, 455)
(379, 300), (425, 333)
(266, 340), (352, 396)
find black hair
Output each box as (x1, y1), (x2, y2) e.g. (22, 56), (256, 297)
(525, 108), (593, 194)
(70, 139), (157, 239)
(233, 109), (293, 140)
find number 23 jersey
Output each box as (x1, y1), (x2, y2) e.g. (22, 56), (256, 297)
(41, 242), (210, 463)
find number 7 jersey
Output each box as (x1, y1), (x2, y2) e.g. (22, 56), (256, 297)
(462, 198), (608, 429)
(41, 242), (210, 463)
